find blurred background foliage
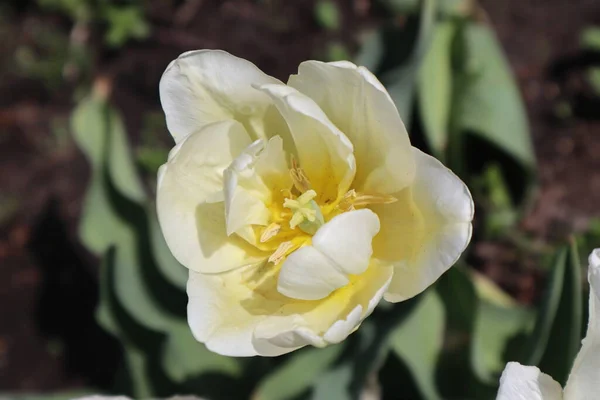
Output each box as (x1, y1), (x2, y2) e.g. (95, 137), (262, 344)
(1, 0), (600, 399)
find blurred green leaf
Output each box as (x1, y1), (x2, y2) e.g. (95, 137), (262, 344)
(105, 106), (146, 203)
(255, 345), (344, 400)
(324, 42), (351, 62)
(149, 212), (187, 291)
(72, 96), (127, 254)
(437, 0), (473, 17)
(472, 164), (518, 238)
(511, 242), (583, 385)
(471, 270), (517, 308)
(580, 26), (600, 51)
(389, 290), (445, 400)
(73, 95), (177, 333)
(537, 241), (583, 385)
(471, 301), (533, 383)
(103, 6), (150, 47)
(310, 364), (353, 400)
(518, 247), (568, 367)
(452, 24), (535, 170)
(162, 322), (241, 384)
(380, 0), (437, 125)
(355, 30), (384, 72)
(0, 392), (93, 400)
(136, 146), (169, 175)
(586, 67), (600, 96)
(418, 21), (455, 157)
(314, 0), (340, 31)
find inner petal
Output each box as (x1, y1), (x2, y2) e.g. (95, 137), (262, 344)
(276, 209), (381, 300)
(224, 136), (291, 244)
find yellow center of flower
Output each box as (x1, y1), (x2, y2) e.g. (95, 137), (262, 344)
(254, 156), (398, 266)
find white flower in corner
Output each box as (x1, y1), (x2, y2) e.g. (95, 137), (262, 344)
(157, 50), (474, 357)
(497, 248), (600, 400)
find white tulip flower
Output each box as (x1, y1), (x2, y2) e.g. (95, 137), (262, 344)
(497, 248), (600, 399)
(157, 50), (474, 356)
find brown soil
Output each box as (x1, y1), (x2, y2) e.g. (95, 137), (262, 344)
(0, 0), (599, 392)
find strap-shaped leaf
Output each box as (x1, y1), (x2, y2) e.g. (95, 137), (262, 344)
(452, 24), (535, 170)
(417, 21), (456, 158)
(254, 345), (344, 400)
(389, 290), (445, 400)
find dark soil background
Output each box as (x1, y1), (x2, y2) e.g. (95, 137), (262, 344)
(0, 0), (599, 393)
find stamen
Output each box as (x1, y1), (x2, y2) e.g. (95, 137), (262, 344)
(268, 241), (298, 265)
(338, 190), (398, 211)
(353, 193), (398, 207)
(260, 223), (281, 243)
(290, 156), (312, 193)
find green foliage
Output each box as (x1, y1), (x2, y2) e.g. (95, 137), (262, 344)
(103, 5), (150, 48)
(361, 0), (535, 217)
(72, 94), (243, 398)
(580, 26), (600, 96)
(389, 291), (445, 400)
(580, 26), (600, 50)
(37, 0), (150, 48)
(314, 0), (341, 31)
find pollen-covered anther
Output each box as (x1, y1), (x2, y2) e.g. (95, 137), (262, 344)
(268, 241), (298, 265)
(260, 222), (282, 243)
(338, 189), (398, 211)
(290, 156), (312, 193)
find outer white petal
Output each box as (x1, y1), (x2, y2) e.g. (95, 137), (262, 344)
(288, 60), (415, 194)
(563, 248), (600, 399)
(157, 120), (268, 273)
(373, 148), (474, 302)
(187, 262), (392, 357)
(252, 264), (393, 356)
(497, 362), (563, 400)
(160, 50), (281, 143)
(278, 209), (381, 300)
(258, 83), (355, 203)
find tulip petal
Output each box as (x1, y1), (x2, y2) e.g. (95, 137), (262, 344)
(157, 120), (268, 273)
(277, 246), (350, 301)
(187, 261), (392, 357)
(160, 50), (281, 143)
(563, 248), (600, 399)
(372, 148), (474, 302)
(288, 60), (415, 194)
(277, 209), (380, 300)
(258, 83), (355, 203)
(224, 137), (291, 243)
(312, 209), (380, 275)
(497, 362), (563, 400)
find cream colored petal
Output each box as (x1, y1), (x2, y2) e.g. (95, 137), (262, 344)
(288, 60), (415, 194)
(277, 210), (380, 300)
(312, 209), (380, 275)
(563, 248), (600, 399)
(497, 362), (563, 400)
(160, 50), (281, 143)
(277, 246), (350, 301)
(187, 262), (392, 357)
(157, 120), (268, 273)
(224, 136), (291, 244)
(372, 147), (473, 302)
(258, 83), (355, 203)
(224, 140), (271, 237)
